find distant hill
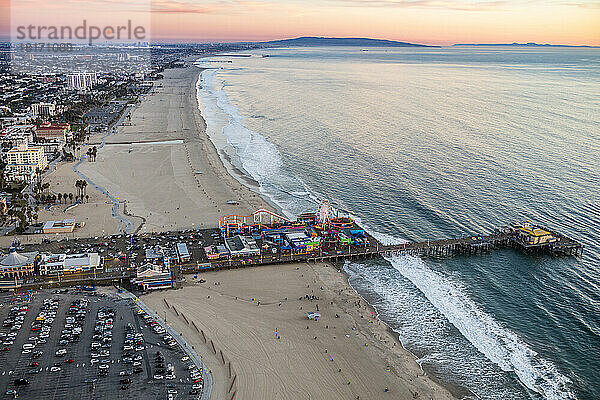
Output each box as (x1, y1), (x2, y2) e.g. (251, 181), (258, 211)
(453, 42), (596, 48)
(257, 37), (439, 48)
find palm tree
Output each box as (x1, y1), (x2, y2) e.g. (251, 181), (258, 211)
(58, 193), (62, 203)
(68, 193), (73, 203)
(35, 167), (41, 185)
(75, 180), (81, 198)
(85, 194), (89, 203)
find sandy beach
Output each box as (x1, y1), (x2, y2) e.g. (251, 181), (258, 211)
(0, 161), (118, 247)
(143, 262), (455, 400)
(77, 63), (271, 234)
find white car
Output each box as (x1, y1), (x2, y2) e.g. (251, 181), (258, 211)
(153, 374), (163, 380)
(50, 366), (61, 372)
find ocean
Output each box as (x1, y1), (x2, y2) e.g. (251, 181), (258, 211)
(195, 46), (600, 400)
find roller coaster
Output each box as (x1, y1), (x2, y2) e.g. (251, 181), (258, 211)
(219, 209), (293, 237)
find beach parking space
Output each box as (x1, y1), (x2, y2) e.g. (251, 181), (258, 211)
(0, 289), (203, 399)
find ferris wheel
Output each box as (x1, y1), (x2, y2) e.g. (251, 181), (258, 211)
(317, 200), (332, 224)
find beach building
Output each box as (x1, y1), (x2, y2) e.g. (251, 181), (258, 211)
(38, 252), (101, 275)
(4, 144), (48, 182)
(145, 245), (177, 267)
(224, 235), (261, 257)
(31, 102), (56, 118)
(513, 223), (557, 246)
(204, 245), (230, 260)
(131, 263), (172, 291)
(0, 249), (38, 279)
(36, 122), (70, 142)
(262, 227), (322, 251)
(176, 243), (191, 263)
(42, 219), (76, 234)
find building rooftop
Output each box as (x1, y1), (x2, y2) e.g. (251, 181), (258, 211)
(0, 250), (38, 267)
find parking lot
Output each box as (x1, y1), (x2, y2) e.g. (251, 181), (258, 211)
(0, 289), (204, 399)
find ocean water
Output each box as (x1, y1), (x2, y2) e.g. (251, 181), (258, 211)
(195, 46), (600, 400)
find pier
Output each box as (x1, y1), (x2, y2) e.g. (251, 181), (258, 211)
(2, 204), (584, 291)
(205, 211), (584, 270)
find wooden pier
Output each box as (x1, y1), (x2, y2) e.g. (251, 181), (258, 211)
(205, 227), (583, 271)
(378, 230), (584, 258)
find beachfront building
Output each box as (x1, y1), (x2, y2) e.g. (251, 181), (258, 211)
(224, 235), (261, 257)
(262, 227), (323, 251)
(131, 263), (172, 291)
(66, 72), (98, 91)
(0, 250), (38, 279)
(4, 144), (48, 182)
(176, 243), (191, 263)
(38, 252), (101, 276)
(42, 219), (76, 234)
(31, 102), (56, 118)
(204, 244), (229, 260)
(36, 122), (70, 142)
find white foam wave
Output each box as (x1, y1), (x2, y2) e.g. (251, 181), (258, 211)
(196, 64), (315, 219)
(386, 254), (576, 400)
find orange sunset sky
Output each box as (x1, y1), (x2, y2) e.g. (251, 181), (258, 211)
(2, 0), (599, 46)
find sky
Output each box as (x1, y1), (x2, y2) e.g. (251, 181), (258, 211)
(2, 0), (600, 46)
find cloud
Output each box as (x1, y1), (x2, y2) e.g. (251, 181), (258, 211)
(329, 0), (511, 11)
(152, 0), (219, 13)
(150, 0), (279, 14)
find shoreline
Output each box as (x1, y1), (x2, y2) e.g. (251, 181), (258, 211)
(192, 61), (288, 218)
(191, 59), (468, 399)
(3, 60), (460, 399)
(341, 266), (475, 400)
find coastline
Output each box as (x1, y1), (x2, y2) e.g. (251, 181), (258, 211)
(342, 268), (474, 400)
(190, 59), (467, 399)
(3, 60), (459, 398)
(158, 61), (456, 399)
